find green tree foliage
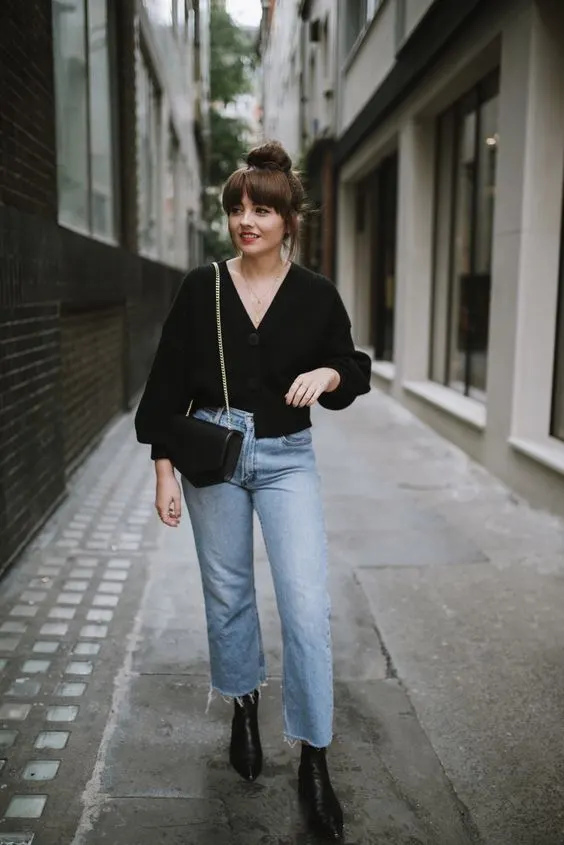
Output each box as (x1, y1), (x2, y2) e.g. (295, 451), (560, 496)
(209, 109), (248, 185)
(210, 2), (254, 106)
(204, 3), (256, 260)
(203, 191), (233, 262)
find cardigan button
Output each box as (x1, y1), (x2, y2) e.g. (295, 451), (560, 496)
(248, 332), (260, 346)
(247, 376), (260, 390)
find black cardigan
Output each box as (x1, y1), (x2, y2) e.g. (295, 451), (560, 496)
(134, 260), (372, 459)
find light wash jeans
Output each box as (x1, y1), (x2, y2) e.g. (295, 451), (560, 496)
(180, 406), (333, 748)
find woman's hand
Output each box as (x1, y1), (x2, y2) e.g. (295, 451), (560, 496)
(155, 460), (182, 528)
(285, 367), (341, 408)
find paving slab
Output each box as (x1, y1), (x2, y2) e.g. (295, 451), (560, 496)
(78, 671), (478, 844)
(356, 563), (564, 845)
(77, 797), (232, 844)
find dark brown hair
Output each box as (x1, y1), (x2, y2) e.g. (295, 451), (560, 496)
(222, 141), (306, 260)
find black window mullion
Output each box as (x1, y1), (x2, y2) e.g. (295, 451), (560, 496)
(428, 117), (439, 380)
(445, 102), (460, 387)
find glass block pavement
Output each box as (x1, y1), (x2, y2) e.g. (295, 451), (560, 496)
(0, 426), (155, 843)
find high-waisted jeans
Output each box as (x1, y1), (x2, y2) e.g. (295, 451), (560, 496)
(180, 406), (333, 748)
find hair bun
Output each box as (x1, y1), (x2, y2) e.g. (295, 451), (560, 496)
(246, 141), (292, 174)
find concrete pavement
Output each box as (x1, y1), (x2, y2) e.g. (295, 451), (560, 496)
(0, 388), (562, 843)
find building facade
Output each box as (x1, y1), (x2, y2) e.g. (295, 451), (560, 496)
(0, 0), (209, 573)
(261, 0), (564, 517)
(260, 0), (302, 159)
(260, 0), (339, 277)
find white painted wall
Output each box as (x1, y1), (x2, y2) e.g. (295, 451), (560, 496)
(260, 0), (302, 160)
(301, 0), (339, 145)
(138, 0), (207, 267)
(339, 0), (397, 133)
(337, 0), (564, 515)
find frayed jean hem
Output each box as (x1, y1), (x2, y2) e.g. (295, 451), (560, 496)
(283, 732), (332, 749)
(205, 678), (268, 714)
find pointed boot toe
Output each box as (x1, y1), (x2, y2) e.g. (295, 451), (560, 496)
(229, 690), (263, 781)
(298, 745), (344, 839)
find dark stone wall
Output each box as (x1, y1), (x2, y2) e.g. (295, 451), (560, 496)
(0, 2), (184, 573)
(0, 0), (58, 218)
(0, 207), (182, 574)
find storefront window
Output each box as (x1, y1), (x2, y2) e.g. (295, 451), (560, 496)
(52, 0), (116, 239)
(370, 153), (398, 361)
(431, 72), (499, 401)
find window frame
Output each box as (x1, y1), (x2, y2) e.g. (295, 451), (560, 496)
(342, 0), (387, 67)
(370, 152), (398, 362)
(430, 69), (500, 401)
(52, 0), (119, 243)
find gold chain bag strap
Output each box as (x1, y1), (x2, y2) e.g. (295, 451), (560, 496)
(186, 261), (232, 425)
(164, 261), (244, 487)
(213, 260), (233, 428)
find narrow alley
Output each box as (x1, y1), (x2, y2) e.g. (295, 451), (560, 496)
(0, 389), (562, 843)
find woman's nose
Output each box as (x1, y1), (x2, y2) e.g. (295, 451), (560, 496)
(241, 208), (253, 225)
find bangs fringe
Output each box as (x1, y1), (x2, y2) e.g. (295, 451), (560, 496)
(222, 168), (293, 216)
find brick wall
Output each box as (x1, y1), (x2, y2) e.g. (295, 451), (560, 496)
(61, 306), (126, 472)
(0, 207), (183, 573)
(0, 0), (184, 573)
(0, 303), (63, 564)
(0, 0), (58, 218)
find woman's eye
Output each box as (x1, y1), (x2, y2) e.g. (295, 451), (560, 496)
(256, 207), (269, 214)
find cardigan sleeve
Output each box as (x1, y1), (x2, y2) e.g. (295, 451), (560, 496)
(134, 272), (194, 456)
(318, 285), (372, 411)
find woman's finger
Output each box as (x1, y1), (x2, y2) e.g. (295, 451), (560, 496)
(306, 387), (323, 407)
(155, 503), (180, 528)
(286, 381), (302, 405)
(169, 495), (181, 520)
(293, 383), (311, 405)
(299, 384), (317, 407)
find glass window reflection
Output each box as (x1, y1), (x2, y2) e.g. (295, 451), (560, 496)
(431, 72), (499, 402)
(52, 0), (116, 240)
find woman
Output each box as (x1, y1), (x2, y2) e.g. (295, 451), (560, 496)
(135, 141), (371, 840)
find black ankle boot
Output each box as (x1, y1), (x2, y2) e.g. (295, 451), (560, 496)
(229, 690), (262, 781)
(298, 744), (344, 839)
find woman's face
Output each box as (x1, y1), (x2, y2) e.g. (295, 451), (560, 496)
(228, 191), (286, 257)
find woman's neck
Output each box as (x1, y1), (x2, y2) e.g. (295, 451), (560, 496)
(239, 250), (286, 281)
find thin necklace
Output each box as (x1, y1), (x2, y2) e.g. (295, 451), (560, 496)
(239, 259), (287, 327)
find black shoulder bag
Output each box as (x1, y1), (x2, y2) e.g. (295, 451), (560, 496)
(163, 262), (243, 487)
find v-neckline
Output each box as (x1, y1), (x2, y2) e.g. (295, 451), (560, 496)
(222, 259), (295, 332)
